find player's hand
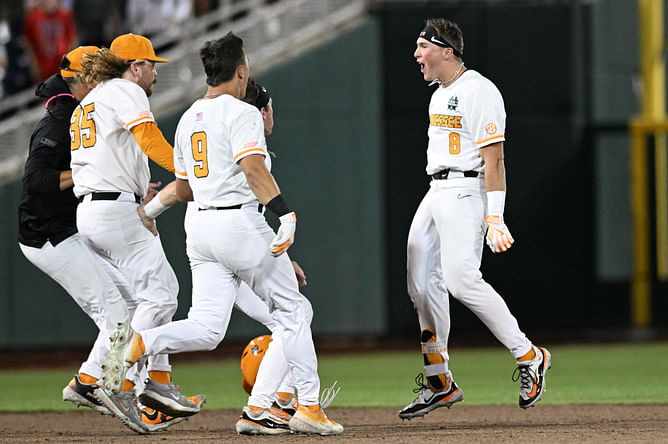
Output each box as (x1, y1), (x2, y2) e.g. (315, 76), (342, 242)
(270, 212), (297, 257)
(138, 205), (158, 237)
(484, 215), (514, 253)
(144, 181), (162, 204)
(292, 260), (307, 286)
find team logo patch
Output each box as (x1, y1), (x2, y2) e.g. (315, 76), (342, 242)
(447, 95), (459, 111)
(485, 123), (497, 135)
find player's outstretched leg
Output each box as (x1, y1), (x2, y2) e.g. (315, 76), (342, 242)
(101, 322), (145, 395)
(398, 373), (463, 420)
(514, 345), (551, 408)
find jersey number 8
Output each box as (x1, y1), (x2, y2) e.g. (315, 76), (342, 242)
(449, 132), (461, 155)
(70, 103), (97, 150)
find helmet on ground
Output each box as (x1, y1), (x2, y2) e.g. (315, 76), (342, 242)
(240, 335), (272, 394)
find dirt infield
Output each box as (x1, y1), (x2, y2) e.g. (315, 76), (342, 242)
(2, 405), (667, 443)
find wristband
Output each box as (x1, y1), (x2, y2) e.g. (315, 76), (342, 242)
(143, 191), (169, 218)
(486, 191), (506, 217)
(266, 194), (291, 217)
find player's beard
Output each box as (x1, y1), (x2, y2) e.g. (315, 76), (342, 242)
(140, 77), (157, 97)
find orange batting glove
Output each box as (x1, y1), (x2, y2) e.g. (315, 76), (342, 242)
(484, 215), (514, 253)
(270, 212), (297, 257)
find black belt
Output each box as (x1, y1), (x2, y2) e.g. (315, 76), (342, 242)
(430, 169), (480, 180)
(199, 203), (264, 213)
(78, 192), (141, 204)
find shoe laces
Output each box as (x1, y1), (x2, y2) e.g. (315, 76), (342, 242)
(512, 364), (535, 391)
(412, 373), (430, 394)
(320, 380), (340, 409)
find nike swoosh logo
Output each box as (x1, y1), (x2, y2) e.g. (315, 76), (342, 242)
(143, 409), (159, 421)
(170, 392), (182, 401)
(457, 194), (472, 199)
(118, 398), (131, 413)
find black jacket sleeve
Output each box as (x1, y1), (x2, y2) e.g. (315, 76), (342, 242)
(22, 124), (70, 194)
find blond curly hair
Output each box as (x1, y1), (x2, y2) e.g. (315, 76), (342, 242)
(76, 47), (129, 87)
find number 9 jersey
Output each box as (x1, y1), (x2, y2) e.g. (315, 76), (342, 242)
(426, 70), (506, 175)
(173, 94), (269, 209)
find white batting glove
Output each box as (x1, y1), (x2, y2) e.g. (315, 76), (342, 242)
(270, 212), (297, 257)
(484, 215), (514, 253)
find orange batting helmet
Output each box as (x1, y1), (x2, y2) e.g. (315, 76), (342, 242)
(240, 335), (272, 394)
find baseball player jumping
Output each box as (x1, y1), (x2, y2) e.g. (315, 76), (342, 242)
(100, 33), (343, 436)
(399, 18), (551, 420)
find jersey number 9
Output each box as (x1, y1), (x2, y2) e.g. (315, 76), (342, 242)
(191, 132), (209, 178)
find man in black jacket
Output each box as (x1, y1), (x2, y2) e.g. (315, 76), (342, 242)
(17, 44), (131, 413)
(17, 46), (186, 433)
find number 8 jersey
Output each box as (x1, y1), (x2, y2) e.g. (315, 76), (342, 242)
(426, 70), (506, 175)
(70, 78), (155, 198)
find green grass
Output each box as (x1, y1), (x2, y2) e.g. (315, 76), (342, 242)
(1, 342), (667, 412)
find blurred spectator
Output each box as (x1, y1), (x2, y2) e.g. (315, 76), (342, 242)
(2, 3), (33, 97)
(23, 0), (77, 83)
(72, 0), (125, 47)
(125, 0), (191, 39)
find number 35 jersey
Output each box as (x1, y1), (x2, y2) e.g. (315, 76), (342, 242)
(426, 69), (506, 175)
(173, 94), (269, 209)
(70, 78), (155, 198)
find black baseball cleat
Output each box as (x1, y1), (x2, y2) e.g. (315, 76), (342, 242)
(62, 374), (112, 415)
(235, 406), (291, 435)
(398, 373), (463, 419)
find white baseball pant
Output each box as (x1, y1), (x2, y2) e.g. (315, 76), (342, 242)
(140, 204), (321, 404)
(19, 234), (130, 379)
(77, 198), (179, 374)
(407, 177), (532, 376)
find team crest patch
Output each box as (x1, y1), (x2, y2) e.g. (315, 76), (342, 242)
(485, 123), (497, 135)
(447, 95), (459, 111)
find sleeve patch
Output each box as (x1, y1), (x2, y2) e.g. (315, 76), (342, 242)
(39, 137), (57, 148)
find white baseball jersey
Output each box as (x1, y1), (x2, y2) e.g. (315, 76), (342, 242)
(173, 94), (269, 207)
(71, 78), (155, 198)
(426, 70), (506, 175)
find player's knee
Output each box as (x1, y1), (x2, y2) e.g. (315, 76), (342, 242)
(445, 265), (483, 299)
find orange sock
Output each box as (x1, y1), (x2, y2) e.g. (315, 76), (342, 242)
(306, 404), (321, 413)
(518, 346), (536, 362)
(78, 373), (97, 384)
(121, 379), (135, 392)
(149, 371), (171, 384)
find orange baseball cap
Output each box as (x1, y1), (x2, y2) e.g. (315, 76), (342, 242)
(110, 33), (170, 63)
(60, 46), (99, 78)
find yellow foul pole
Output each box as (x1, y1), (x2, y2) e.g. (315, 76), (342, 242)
(632, 0), (666, 326)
